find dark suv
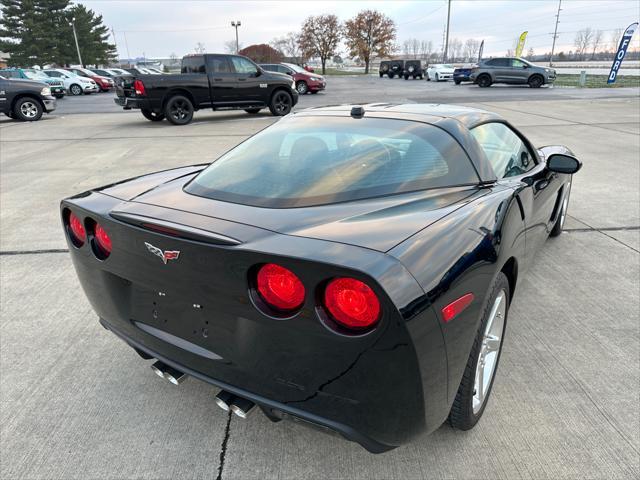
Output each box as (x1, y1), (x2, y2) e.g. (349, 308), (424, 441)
(403, 60), (424, 80)
(115, 54), (299, 125)
(379, 60), (404, 79)
(470, 57), (556, 88)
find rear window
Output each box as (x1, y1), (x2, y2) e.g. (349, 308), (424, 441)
(181, 56), (206, 73)
(185, 116), (479, 208)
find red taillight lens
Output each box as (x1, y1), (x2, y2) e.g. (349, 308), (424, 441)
(68, 212), (86, 246)
(324, 278), (380, 330)
(134, 79), (145, 96)
(441, 293), (474, 322)
(94, 223), (112, 256)
(256, 263), (305, 312)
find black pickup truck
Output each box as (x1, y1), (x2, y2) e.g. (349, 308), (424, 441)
(115, 54), (299, 125)
(0, 75), (57, 121)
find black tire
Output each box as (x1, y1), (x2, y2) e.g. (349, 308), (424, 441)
(4, 111), (16, 119)
(404, 75), (409, 80)
(310, 90), (319, 94)
(528, 75), (544, 88)
(268, 90), (292, 116)
(296, 81), (308, 94)
(550, 187), (571, 237)
(477, 74), (492, 88)
(69, 84), (83, 96)
(13, 97), (43, 121)
(418, 74), (423, 79)
(244, 108), (261, 114)
(379, 73), (383, 78)
(448, 272), (510, 430)
(454, 79), (462, 85)
(141, 109), (165, 121)
(388, 72), (394, 79)
(164, 95), (194, 125)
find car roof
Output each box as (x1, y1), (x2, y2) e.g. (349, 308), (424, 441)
(297, 103), (502, 129)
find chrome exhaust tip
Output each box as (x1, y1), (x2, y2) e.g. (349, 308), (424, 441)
(230, 397), (255, 419)
(150, 361), (187, 385)
(215, 391), (236, 411)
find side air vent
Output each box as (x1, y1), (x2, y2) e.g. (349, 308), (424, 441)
(109, 212), (241, 246)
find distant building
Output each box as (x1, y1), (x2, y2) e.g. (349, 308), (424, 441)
(0, 52), (10, 69)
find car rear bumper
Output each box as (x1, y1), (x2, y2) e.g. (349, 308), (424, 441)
(100, 316), (394, 453)
(115, 96), (150, 110)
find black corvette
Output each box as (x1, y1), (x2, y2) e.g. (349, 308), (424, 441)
(61, 104), (581, 452)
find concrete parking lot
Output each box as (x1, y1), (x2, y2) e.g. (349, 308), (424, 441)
(1, 78), (639, 480)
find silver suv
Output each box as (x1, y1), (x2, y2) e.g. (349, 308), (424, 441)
(469, 57), (556, 88)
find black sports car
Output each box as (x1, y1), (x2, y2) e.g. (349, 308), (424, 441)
(61, 104), (581, 453)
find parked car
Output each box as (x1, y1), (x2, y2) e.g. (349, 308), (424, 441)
(60, 103), (581, 452)
(65, 67), (114, 92)
(379, 60), (404, 78)
(470, 57), (556, 88)
(0, 74), (56, 121)
(115, 54), (298, 125)
(403, 60), (424, 80)
(260, 62), (325, 94)
(453, 64), (475, 84)
(43, 69), (98, 95)
(126, 67), (156, 75)
(104, 68), (134, 77)
(0, 68), (66, 98)
(144, 67), (166, 74)
(426, 64), (455, 81)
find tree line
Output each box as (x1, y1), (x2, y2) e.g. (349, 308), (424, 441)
(0, 0), (116, 67)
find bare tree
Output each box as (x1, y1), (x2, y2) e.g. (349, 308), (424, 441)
(270, 32), (302, 62)
(402, 39), (411, 57)
(610, 28), (623, 52)
(410, 38), (420, 59)
(574, 27), (594, 60)
(343, 9), (396, 74)
(448, 38), (462, 61)
(526, 47), (535, 59)
(463, 39), (480, 61)
(224, 40), (242, 54)
(420, 40), (433, 60)
(194, 42), (206, 54)
(590, 29), (604, 59)
(299, 14), (341, 74)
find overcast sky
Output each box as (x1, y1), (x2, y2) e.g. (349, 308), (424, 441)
(81, 0), (640, 59)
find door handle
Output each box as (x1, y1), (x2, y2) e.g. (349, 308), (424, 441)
(535, 179), (549, 191)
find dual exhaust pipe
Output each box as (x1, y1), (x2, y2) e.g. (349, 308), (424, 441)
(215, 390), (255, 419)
(150, 361), (254, 418)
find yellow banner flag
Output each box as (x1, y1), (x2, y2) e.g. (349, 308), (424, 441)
(515, 31), (528, 57)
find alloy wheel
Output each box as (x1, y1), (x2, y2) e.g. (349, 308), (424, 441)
(472, 289), (506, 414)
(273, 93), (291, 114)
(20, 101), (39, 118)
(170, 99), (191, 121)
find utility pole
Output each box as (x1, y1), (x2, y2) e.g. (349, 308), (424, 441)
(443, 0), (452, 62)
(231, 20), (241, 53)
(70, 18), (83, 66)
(549, 0), (562, 66)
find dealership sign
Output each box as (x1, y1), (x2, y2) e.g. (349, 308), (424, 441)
(608, 22), (638, 84)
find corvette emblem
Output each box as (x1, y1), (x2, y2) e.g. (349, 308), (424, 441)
(145, 242), (180, 264)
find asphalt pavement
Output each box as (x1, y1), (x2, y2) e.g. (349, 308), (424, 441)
(1, 80), (639, 480)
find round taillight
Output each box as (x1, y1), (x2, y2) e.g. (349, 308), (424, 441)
(324, 278), (380, 331)
(68, 212), (86, 246)
(256, 263), (305, 312)
(94, 223), (112, 257)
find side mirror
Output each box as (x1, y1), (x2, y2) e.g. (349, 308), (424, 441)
(547, 153), (582, 174)
(523, 64), (529, 69)
(254, 69), (262, 77)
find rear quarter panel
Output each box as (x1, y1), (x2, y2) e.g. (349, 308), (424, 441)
(389, 185), (525, 405)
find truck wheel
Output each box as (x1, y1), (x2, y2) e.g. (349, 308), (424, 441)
(448, 272), (509, 430)
(13, 97), (43, 121)
(528, 75), (544, 88)
(141, 109), (165, 121)
(296, 81), (308, 94)
(269, 90), (292, 116)
(244, 108), (261, 114)
(454, 79), (462, 85)
(164, 95), (194, 125)
(4, 111), (16, 119)
(69, 84), (83, 96)
(477, 74), (492, 87)
(379, 73), (383, 78)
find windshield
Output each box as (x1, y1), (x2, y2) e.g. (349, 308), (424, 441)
(23, 70), (49, 80)
(284, 63), (306, 73)
(186, 116), (479, 208)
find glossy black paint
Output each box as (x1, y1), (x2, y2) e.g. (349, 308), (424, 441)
(61, 104), (577, 452)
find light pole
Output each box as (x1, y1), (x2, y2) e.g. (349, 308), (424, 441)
(549, 0), (562, 66)
(70, 18), (83, 66)
(442, 0), (451, 62)
(231, 20), (241, 53)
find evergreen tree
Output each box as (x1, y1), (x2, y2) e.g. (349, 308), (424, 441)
(0, 0), (116, 67)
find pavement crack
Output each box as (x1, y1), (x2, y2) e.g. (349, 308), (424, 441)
(216, 410), (233, 480)
(0, 248), (69, 256)
(566, 215), (639, 253)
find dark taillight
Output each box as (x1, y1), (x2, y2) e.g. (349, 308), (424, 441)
(68, 212), (86, 246)
(256, 263), (305, 312)
(323, 278), (380, 331)
(134, 79), (145, 96)
(441, 293), (474, 322)
(94, 223), (112, 257)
